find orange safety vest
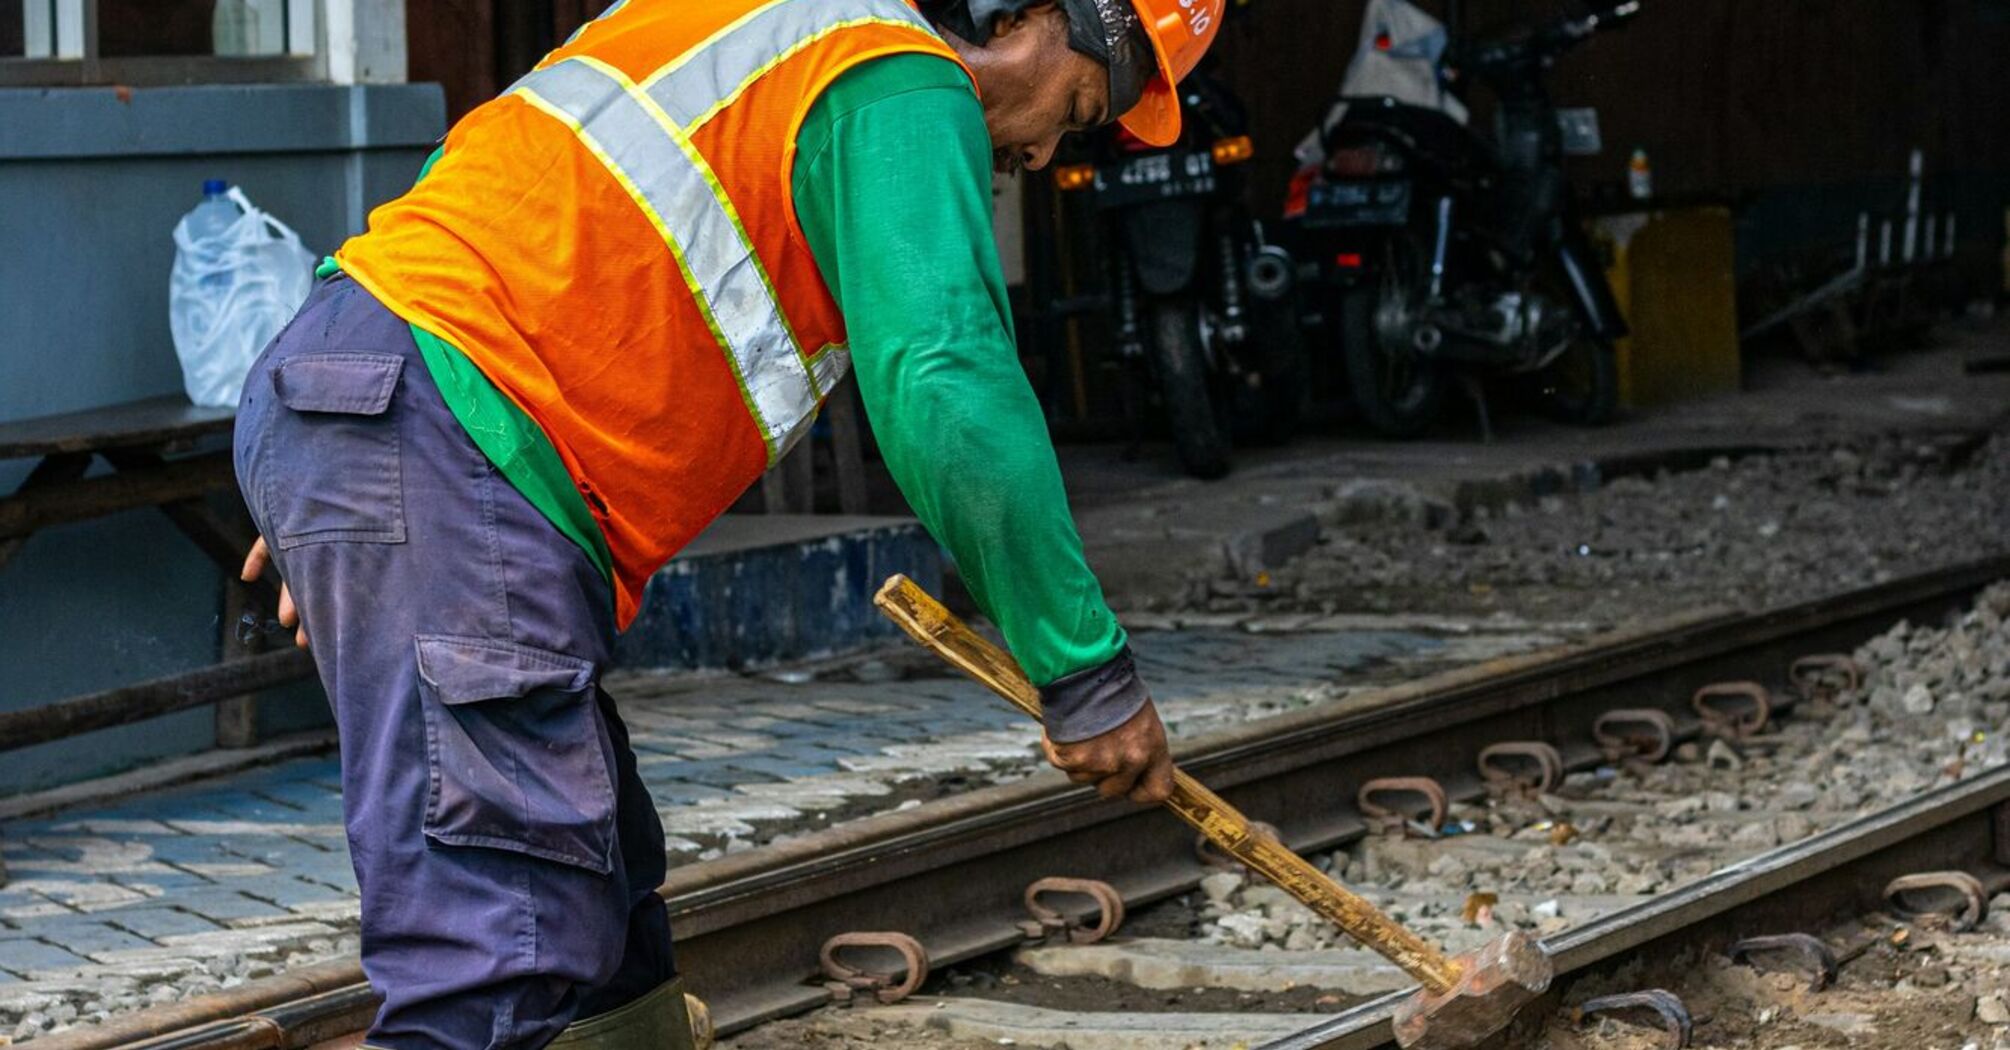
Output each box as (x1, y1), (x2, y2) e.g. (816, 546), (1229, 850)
(335, 0), (971, 627)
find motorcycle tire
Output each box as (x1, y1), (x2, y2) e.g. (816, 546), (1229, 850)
(1532, 334), (1618, 425)
(1149, 296), (1233, 479)
(1340, 285), (1443, 439)
(1239, 301), (1308, 447)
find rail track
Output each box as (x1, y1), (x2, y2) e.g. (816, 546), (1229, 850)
(1259, 764), (2010, 1050)
(28, 555), (2010, 1050)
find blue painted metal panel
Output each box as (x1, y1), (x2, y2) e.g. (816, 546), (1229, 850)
(616, 517), (945, 671)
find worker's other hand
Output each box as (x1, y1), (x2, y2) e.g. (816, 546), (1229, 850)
(240, 536), (307, 650)
(1042, 700), (1175, 804)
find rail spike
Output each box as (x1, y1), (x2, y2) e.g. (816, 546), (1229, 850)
(1592, 708), (1677, 764)
(1477, 741), (1565, 797)
(1691, 681), (1772, 741)
(1790, 653), (1864, 704)
(820, 932), (930, 1005)
(1728, 933), (1840, 991)
(1574, 989), (1692, 1049)
(1882, 871), (1988, 932)
(1022, 877), (1126, 944)
(1358, 777), (1448, 838)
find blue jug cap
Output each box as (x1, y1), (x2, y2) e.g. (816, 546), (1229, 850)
(203, 179), (229, 196)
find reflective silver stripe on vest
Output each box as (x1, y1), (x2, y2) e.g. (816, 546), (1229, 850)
(810, 346), (852, 398)
(642, 0), (935, 129)
(514, 56), (819, 459)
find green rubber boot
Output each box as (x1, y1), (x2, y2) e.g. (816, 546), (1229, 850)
(361, 979), (711, 1050)
(549, 979), (711, 1050)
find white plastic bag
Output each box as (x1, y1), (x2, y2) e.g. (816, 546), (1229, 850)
(1340, 0), (1466, 124)
(169, 186), (316, 408)
(1298, 0), (1468, 166)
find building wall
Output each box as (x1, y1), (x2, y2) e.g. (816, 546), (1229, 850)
(407, 0), (612, 122)
(1210, 0), (2010, 284)
(0, 82), (443, 795)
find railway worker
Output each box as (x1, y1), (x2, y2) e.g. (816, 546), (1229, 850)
(231, 0), (1223, 1044)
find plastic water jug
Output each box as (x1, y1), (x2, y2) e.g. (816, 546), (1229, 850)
(169, 180), (316, 407)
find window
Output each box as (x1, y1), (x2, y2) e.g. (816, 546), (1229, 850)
(2, 0), (322, 85)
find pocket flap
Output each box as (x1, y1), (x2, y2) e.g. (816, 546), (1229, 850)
(273, 353), (404, 415)
(415, 635), (595, 706)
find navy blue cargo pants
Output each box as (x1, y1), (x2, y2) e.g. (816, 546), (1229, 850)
(233, 276), (675, 1048)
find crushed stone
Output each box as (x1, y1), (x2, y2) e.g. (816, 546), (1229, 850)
(1163, 432), (2010, 628)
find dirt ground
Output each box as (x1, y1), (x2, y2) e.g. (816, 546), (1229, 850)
(721, 1013), (1045, 1050)
(1545, 919), (2010, 1050)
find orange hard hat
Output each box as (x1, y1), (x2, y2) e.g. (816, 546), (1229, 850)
(1118, 0), (1225, 146)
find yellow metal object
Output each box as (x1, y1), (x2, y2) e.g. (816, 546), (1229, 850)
(1593, 206), (1741, 408)
(874, 574), (1463, 994)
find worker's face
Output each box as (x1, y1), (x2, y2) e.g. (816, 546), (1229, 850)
(947, 4), (1111, 173)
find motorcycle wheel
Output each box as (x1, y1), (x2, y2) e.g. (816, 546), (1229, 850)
(1532, 331), (1618, 425)
(1340, 235), (1443, 439)
(1149, 295), (1233, 479)
(1239, 301), (1308, 447)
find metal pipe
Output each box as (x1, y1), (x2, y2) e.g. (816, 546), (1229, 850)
(1429, 195), (1454, 299)
(1903, 148), (1922, 264)
(0, 648), (315, 753)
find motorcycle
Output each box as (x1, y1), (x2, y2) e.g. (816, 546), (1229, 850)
(1052, 63), (1302, 479)
(1285, 0), (1638, 438)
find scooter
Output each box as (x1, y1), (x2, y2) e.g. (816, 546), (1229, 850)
(1053, 63), (1301, 479)
(1286, 0), (1638, 438)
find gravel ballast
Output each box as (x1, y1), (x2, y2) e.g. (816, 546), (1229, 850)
(1167, 431), (2010, 627)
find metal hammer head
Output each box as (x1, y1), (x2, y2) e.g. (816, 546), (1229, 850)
(1391, 931), (1553, 1050)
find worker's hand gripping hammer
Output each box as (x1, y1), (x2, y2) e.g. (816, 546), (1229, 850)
(874, 576), (1552, 1050)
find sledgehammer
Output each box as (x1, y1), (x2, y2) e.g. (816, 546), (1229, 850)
(874, 576), (1552, 1049)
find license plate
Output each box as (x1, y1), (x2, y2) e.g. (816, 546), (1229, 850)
(1303, 179), (1412, 229)
(1092, 150), (1217, 209)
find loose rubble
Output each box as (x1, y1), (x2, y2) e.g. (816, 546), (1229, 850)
(1184, 583), (2010, 957)
(1171, 432), (2010, 628)
(1546, 913), (2010, 1050)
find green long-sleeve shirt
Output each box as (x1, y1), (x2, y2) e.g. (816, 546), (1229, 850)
(792, 55), (1126, 686)
(342, 54), (1125, 689)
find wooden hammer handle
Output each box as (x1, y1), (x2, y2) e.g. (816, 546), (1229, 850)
(873, 575), (1461, 994)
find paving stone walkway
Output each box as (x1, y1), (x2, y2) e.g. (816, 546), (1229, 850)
(0, 620), (1565, 1037)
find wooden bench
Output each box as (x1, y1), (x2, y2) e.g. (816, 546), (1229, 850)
(0, 395), (314, 762)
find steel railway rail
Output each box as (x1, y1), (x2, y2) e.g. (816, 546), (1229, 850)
(29, 555), (2010, 1050)
(1260, 762), (2010, 1050)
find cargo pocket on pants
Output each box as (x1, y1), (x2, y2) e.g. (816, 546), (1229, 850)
(416, 635), (617, 875)
(264, 352), (406, 549)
